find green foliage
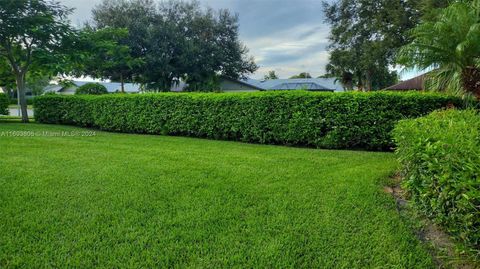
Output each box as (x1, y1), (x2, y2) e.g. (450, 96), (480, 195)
(322, 0), (420, 90)
(92, 0), (257, 91)
(183, 75), (222, 92)
(397, 0), (480, 98)
(322, 0), (449, 91)
(263, 70), (279, 80)
(290, 72), (312, 79)
(0, 59), (15, 94)
(0, 93), (8, 115)
(34, 91), (464, 150)
(393, 109), (480, 253)
(76, 27), (143, 92)
(26, 75), (51, 96)
(0, 0), (76, 122)
(75, 83), (108, 95)
(9, 98), (34, 106)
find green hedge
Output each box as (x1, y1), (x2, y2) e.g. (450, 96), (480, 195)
(34, 91), (465, 150)
(0, 93), (8, 115)
(393, 109), (480, 252)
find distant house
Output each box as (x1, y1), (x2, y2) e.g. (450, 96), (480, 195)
(385, 74), (426, 91)
(45, 81), (142, 95)
(218, 77), (264, 92)
(43, 77), (344, 94)
(254, 78), (343, 91)
(171, 77), (343, 92)
(223, 77), (344, 92)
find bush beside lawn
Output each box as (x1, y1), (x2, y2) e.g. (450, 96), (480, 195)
(34, 91), (464, 150)
(0, 93), (8, 115)
(393, 109), (480, 254)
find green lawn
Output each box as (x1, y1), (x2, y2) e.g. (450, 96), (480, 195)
(0, 123), (435, 268)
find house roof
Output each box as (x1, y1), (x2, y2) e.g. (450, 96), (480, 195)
(221, 76), (264, 90)
(72, 81), (141, 93)
(44, 81), (143, 94)
(241, 78), (344, 91)
(43, 77), (345, 93)
(43, 85), (63, 93)
(385, 74), (426, 90)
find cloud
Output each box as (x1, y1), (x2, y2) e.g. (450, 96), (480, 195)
(59, 0), (333, 79)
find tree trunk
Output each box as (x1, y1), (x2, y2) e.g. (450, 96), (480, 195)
(462, 67), (480, 99)
(120, 74), (125, 93)
(15, 72), (29, 123)
(365, 71), (372, 92)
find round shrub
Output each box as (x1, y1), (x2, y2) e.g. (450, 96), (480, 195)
(75, 83), (108, 95)
(394, 109), (480, 252)
(0, 93), (8, 115)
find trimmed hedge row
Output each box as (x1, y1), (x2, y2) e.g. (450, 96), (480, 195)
(34, 91), (465, 150)
(0, 93), (8, 115)
(393, 109), (480, 252)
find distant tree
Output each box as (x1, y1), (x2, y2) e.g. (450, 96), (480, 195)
(92, 0), (257, 91)
(75, 83), (108, 95)
(78, 27), (143, 93)
(398, 0), (480, 98)
(0, 59), (52, 98)
(0, 59), (15, 97)
(264, 70), (279, 80)
(290, 72), (312, 79)
(322, 0), (446, 91)
(324, 49), (357, 90)
(0, 92), (8, 115)
(0, 0), (75, 122)
(26, 75), (50, 96)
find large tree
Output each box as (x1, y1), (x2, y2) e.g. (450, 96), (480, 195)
(322, 0), (447, 91)
(77, 27), (143, 93)
(397, 0), (480, 98)
(92, 0), (257, 91)
(0, 0), (75, 122)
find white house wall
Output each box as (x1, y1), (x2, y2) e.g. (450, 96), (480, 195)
(219, 80), (260, 92)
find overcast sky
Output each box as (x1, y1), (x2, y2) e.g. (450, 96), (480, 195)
(59, 0), (332, 79)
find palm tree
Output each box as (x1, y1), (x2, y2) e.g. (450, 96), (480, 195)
(397, 0), (480, 98)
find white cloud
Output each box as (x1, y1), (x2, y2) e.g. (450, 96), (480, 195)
(60, 0), (333, 79)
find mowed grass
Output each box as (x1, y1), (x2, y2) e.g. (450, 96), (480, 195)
(0, 123), (434, 268)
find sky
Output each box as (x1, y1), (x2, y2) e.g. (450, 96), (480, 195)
(59, 0), (416, 80)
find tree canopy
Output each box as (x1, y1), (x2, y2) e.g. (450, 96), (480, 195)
(76, 27), (143, 93)
(0, 0), (76, 122)
(91, 0), (257, 91)
(263, 70), (279, 80)
(397, 0), (480, 98)
(322, 0), (449, 91)
(290, 72), (312, 79)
